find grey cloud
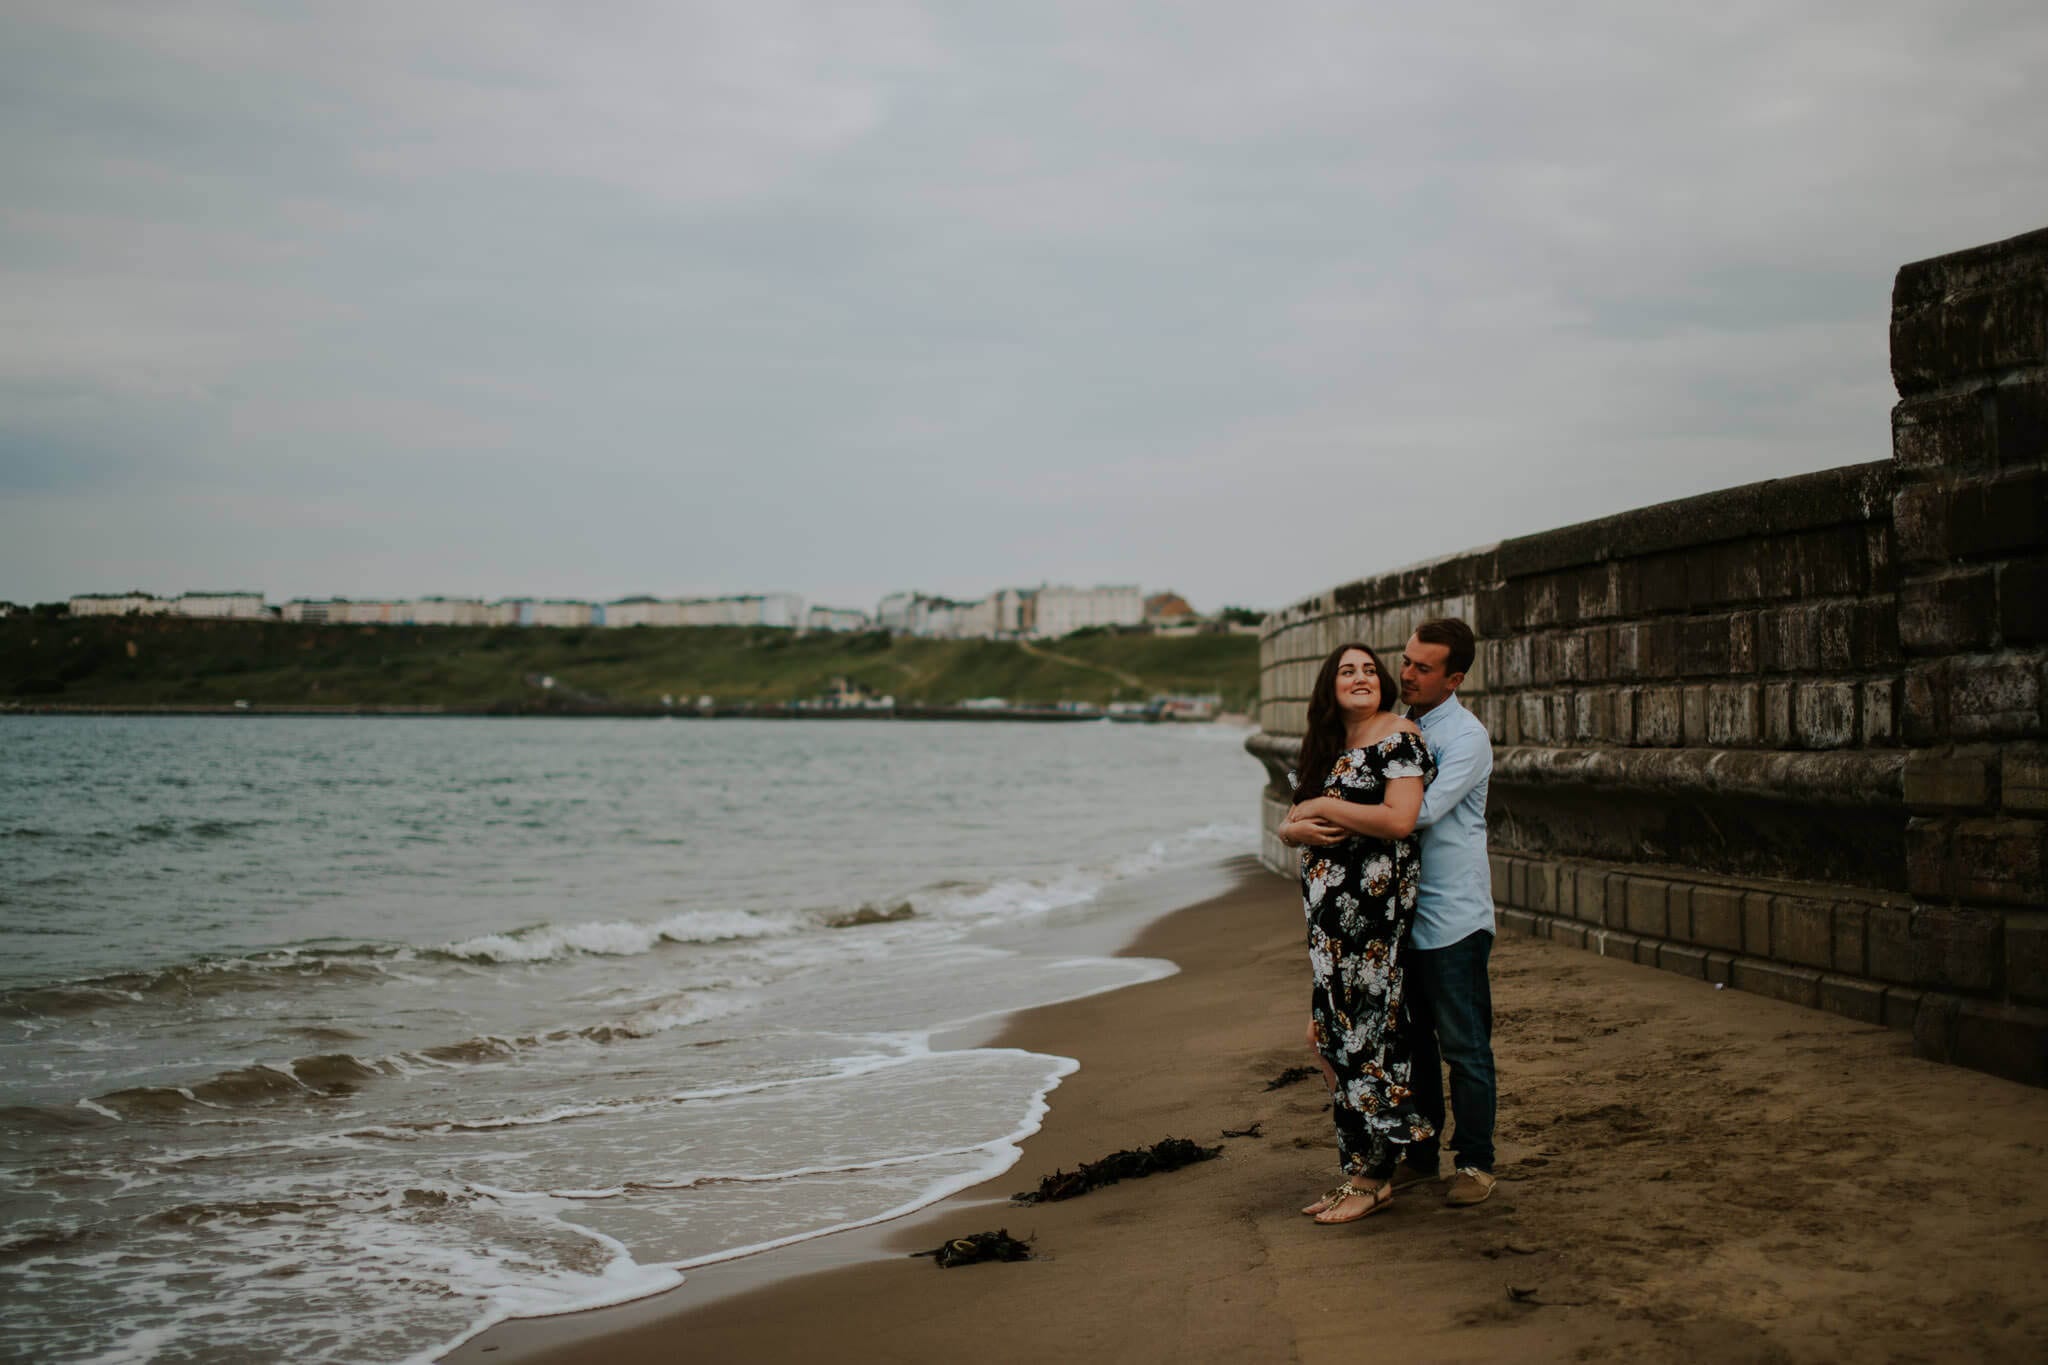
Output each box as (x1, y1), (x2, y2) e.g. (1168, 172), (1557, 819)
(2, 1), (2045, 611)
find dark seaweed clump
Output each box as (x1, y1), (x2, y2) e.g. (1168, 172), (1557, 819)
(911, 1228), (1033, 1267)
(1262, 1065), (1319, 1091)
(1011, 1137), (1222, 1205)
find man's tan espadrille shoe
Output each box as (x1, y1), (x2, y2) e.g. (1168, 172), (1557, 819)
(1445, 1166), (1496, 1206)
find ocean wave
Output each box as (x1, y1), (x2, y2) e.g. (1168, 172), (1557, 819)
(0, 949), (407, 1019)
(910, 818), (1255, 924)
(437, 909), (786, 963)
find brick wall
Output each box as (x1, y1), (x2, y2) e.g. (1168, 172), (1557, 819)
(1249, 225), (2048, 1085)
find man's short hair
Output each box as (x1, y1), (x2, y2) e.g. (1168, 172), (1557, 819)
(1413, 617), (1476, 676)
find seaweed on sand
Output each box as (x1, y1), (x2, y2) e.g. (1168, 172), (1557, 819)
(1011, 1137), (1222, 1205)
(1263, 1065), (1320, 1091)
(910, 1229), (1033, 1267)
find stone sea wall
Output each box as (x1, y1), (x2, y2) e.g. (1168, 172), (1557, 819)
(1248, 225), (2048, 1085)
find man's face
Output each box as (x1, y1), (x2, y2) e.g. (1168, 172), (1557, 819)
(1399, 634), (1461, 710)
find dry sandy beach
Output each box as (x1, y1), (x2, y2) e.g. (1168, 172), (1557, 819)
(448, 860), (2048, 1364)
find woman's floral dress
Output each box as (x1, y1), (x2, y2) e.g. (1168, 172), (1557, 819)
(1293, 733), (1438, 1178)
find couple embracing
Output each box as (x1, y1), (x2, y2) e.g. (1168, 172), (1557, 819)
(1278, 617), (1498, 1226)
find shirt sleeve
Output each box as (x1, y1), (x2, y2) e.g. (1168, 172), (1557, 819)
(1415, 719), (1490, 830)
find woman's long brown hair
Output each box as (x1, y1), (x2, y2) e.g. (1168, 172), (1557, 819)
(1293, 642), (1397, 799)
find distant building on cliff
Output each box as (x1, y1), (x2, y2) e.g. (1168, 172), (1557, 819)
(805, 605), (871, 632)
(1031, 584), (1144, 637)
(68, 592), (173, 617)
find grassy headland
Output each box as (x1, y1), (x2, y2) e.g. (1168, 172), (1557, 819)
(0, 616), (1258, 714)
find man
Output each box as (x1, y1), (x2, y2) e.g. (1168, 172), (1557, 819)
(1394, 617), (1498, 1206)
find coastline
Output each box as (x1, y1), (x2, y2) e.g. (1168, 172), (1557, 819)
(445, 866), (2048, 1363)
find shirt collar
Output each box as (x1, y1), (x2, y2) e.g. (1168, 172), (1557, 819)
(1412, 692), (1466, 730)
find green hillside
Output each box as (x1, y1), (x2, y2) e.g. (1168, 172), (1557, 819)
(0, 616), (1259, 712)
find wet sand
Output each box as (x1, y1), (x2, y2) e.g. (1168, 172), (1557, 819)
(447, 862), (2048, 1363)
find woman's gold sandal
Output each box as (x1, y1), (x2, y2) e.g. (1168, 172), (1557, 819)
(1312, 1179), (1393, 1225)
(1299, 1186), (1347, 1216)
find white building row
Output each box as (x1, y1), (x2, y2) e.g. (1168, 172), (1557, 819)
(875, 585), (1143, 640)
(68, 592), (267, 620)
(67, 590), (861, 632)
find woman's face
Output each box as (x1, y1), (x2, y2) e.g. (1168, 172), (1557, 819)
(1333, 649), (1381, 718)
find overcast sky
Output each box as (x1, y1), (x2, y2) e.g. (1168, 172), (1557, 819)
(4, 2), (2044, 615)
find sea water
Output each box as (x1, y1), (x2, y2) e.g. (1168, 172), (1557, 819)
(0, 716), (1256, 1363)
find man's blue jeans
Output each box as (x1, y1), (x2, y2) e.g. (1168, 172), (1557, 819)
(1402, 929), (1496, 1174)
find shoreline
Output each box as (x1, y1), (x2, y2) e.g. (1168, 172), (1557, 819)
(2, 704), (1243, 724)
(446, 866), (2048, 1364)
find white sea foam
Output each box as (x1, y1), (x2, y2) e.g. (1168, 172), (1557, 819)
(441, 909), (787, 963)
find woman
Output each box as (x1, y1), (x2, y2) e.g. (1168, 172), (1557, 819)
(1277, 642), (1437, 1225)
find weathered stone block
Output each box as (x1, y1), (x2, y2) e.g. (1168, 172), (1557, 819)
(2000, 559), (2048, 645)
(1706, 683), (1762, 747)
(1572, 690), (1609, 743)
(1906, 817), (1954, 899)
(1903, 752), (1993, 809)
(1832, 905), (1868, 976)
(1793, 681), (1858, 749)
(1612, 688), (1636, 745)
(1761, 605), (1821, 673)
(1557, 631), (1588, 683)
(1762, 682), (1795, 748)
(1772, 896), (1835, 970)
(1950, 656), (2044, 740)
(1526, 861), (1557, 915)
(1576, 565), (1621, 622)
(1814, 600), (1858, 671)
(1952, 1001), (2048, 1088)
(1900, 570), (1998, 654)
(1681, 686), (1708, 746)
(1910, 905), (2003, 994)
(1593, 928), (1643, 963)
(1891, 226), (2048, 395)
(1883, 985), (1923, 1031)
(1667, 884), (1694, 942)
(1641, 620), (1681, 679)
(1862, 680), (1897, 747)
(1743, 891), (1773, 956)
(1731, 958), (1823, 1009)
(1639, 552), (1690, 613)
(1690, 886), (1744, 951)
(1955, 817), (2048, 904)
(1893, 484), (1951, 567)
(1497, 636), (1531, 688)
(1625, 877), (1670, 938)
(1548, 692), (1571, 742)
(1821, 974), (1887, 1025)
(2006, 913), (2048, 1009)
(1531, 634), (1558, 686)
(1523, 575), (1565, 628)
(1681, 617), (1731, 675)
(1950, 469), (2047, 560)
(1475, 585), (1515, 639)
(1705, 951), (1735, 986)
(1994, 375), (2048, 467)
(1609, 624), (1641, 680)
(1489, 854), (1510, 905)
(1659, 943), (1709, 980)
(2006, 745), (2048, 814)
(1508, 859), (1527, 908)
(1574, 867), (1607, 925)
(1728, 611), (1758, 673)
(1710, 542), (1764, 605)
(1893, 389), (1993, 472)
(1867, 905), (1915, 984)
(1636, 686), (1683, 747)
(1553, 866), (1578, 919)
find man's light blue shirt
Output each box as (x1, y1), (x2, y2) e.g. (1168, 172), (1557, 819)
(1410, 692), (1494, 950)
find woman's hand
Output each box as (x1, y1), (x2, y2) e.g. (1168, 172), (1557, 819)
(1279, 814), (1345, 847)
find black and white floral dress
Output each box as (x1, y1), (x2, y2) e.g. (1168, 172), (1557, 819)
(1293, 733), (1438, 1178)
